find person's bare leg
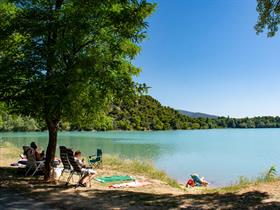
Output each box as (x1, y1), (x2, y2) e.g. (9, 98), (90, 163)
(79, 175), (87, 185)
(81, 175), (90, 184)
(81, 173), (95, 185)
(79, 173), (96, 186)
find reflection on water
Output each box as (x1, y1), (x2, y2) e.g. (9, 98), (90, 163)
(1, 129), (280, 186)
(0, 131), (163, 162)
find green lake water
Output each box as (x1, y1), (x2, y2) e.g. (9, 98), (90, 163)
(1, 129), (280, 186)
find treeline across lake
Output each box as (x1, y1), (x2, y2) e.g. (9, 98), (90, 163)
(1, 96), (280, 131)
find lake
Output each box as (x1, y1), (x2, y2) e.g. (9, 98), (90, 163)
(1, 129), (280, 186)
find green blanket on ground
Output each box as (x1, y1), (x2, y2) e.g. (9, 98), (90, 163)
(95, 175), (135, 183)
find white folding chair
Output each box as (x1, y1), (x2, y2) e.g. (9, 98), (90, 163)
(24, 146), (44, 176)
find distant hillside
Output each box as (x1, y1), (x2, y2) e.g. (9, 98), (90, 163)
(109, 95), (194, 130)
(2, 96), (280, 131)
(177, 110), (219, 119)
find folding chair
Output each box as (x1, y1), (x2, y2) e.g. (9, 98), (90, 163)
(66, 148), (92, 187)
(88, 149), (102, 169)
(58, 146), (73, 182)
(24, 146), (44, 176)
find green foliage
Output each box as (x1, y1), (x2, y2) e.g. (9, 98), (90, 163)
(0, 102), (41, 131)
(263, 165), (277, 181)
(110, 95), (193, 130)
(255, 0), (280, 37)
(110, 99), (280, 130)
(71, 111), (114, 131)
(0, 0), (156, 124)
(216, 116), (280, 129)
(0, 0), (156, 177)
(236, 166), (278, 187)
(2, 96), (280, 131)
(207, 166), (279, 194)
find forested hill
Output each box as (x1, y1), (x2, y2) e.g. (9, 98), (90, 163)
(108, 96), (280, 130)
(1, 96), (280, 131)
(109, 95), (201, 130)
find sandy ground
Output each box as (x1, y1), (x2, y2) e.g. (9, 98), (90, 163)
(1, 146), (280, 209)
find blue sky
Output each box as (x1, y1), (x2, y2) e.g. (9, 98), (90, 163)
(134, 0), (280, 118)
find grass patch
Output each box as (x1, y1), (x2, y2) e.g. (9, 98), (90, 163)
(103, 155), (181, 188)
(0, 142), (21, 167)
(206, 166), (279, 193)
(1, 142), (181, 189)
(0, 141), (21, 163)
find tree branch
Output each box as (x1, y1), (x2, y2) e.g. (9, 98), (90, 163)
(74, 39), (96, 56)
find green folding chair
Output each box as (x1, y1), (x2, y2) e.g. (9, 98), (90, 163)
(88, 149), (102, 169)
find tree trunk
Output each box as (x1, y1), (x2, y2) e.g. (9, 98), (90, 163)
(44, 118), (59, 181)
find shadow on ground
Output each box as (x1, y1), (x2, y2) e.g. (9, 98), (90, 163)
(1, 167), (280, 210)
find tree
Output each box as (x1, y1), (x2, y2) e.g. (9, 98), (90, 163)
(0, 0), (155, 180)
(255, 0), (280, 37)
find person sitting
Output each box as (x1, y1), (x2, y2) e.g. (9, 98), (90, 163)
(30, 142), (45, 161)
(74, 150), (96, 187)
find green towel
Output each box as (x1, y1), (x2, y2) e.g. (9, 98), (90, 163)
(95, 175), (135, 183)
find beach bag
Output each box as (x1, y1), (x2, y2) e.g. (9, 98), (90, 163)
(186, 178), (195, 187)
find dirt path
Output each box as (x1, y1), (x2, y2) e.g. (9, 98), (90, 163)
(0, 188), (59, 210)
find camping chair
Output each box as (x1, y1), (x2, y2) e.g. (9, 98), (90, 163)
(88, 149), (102, 169)
(24, 146), (44, 176)
(66, 148), (92, 187)
(58, 146), (73, 182)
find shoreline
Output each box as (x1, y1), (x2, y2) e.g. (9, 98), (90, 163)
(0, 141), (182, 188)
(1, 130), (280, 188)
(1, 141), (278, 190)
(0, 128), (280, 137)
(2, 127), (280, 133)
(2, 142), (280, 209)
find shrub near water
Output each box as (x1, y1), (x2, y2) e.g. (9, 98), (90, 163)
(211, 166), (279, 193)
(236, 166), (278, 186)
(103, 155), (180, 188)
(257, 165), (277, 183)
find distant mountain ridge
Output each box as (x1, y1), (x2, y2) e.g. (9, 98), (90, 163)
(177, 110), (219, 119)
